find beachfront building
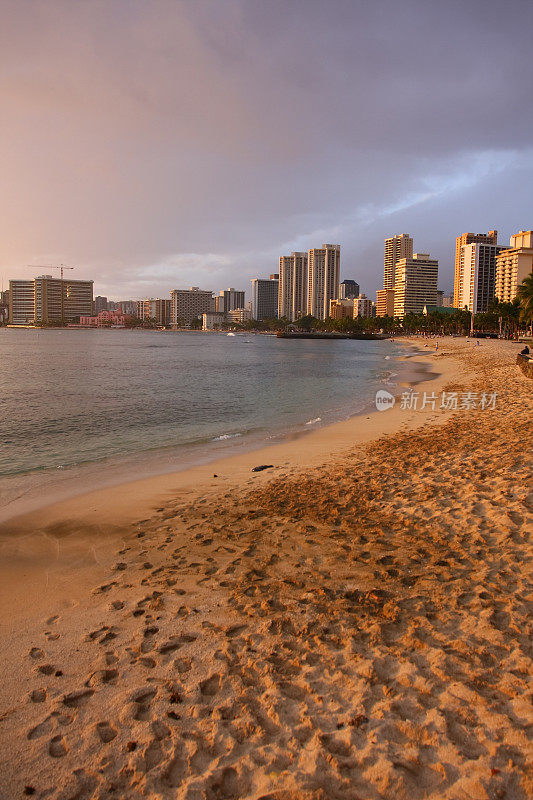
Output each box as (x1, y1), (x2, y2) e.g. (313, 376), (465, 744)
(202, 311), (226, 330)
(329, 299), (354, 319)
(453, 230), (497, 308)
(137, 298), (172, 326)
(307, 244), (341, 320)
(8, 280), (34, 325)
(79, 310), (126, 327)
(251, 275), (279, 320)
(393, 253), (439, 318)
(339, 279), (360, 299)
(278, 252), (308, 321)
(456, 242), (507, 313)
(353, 295), (375, 318)
(9, 276), (93, 325)
(384, 234), (413, 290)
(227, 308), (252, 325)
(376, 288), (395, 317)
(495, 230), (533, 304)
(170, 287), (213, 327)
(213, 288), (245, 314)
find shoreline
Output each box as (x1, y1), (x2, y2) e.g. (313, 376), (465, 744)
(0, 344), (444, 538)
(0, 342), (433, 529)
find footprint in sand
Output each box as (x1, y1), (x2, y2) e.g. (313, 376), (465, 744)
(199, 674), (221, 698)
(37, 664), (56, 676)
(30, 689), (47, 703)
(48, 735), (68, 758)
(28, 717), (53, 740)
(96, 721), (117, 743)
(29, 647), (45, 660)
(62, 689), (94, 708)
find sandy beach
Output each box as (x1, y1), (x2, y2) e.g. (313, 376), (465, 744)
(0, 337), (531, 800)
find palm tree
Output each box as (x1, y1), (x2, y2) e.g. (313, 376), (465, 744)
(517, 271), (533, 332)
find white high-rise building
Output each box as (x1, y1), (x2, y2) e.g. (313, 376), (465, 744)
(495, 230), (533, 304)
(457, 242), (507, 313)
(384, 234), (413, 290)
(278, 252), (308, 321)
(393, 253), (439, 318)
(307, 244), (340, 320)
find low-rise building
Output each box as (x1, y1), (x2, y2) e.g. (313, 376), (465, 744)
(79, 310), (125, 327)
(227, 308), (252, 325)
(329, 299), (354, 319)
(202, 311), (226, 330)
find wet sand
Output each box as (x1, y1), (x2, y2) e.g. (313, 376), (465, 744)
(0, 338), (531, 800)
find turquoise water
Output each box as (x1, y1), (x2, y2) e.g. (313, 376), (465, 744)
(0, 329), (403, 515)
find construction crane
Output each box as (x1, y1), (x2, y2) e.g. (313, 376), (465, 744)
(27, 264), (75, 325)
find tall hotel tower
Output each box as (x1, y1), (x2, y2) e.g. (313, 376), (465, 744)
(384, 234), (413, 290)
(453, 230), (497, 308)
(307, 244), (341, 320)
(278, 252), (308, 321)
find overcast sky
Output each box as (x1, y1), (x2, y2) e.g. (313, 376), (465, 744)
(1, 0), (532, 300)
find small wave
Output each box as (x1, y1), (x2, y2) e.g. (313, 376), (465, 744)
(305, 417), (321, 425)
(212, 433), (243, 441)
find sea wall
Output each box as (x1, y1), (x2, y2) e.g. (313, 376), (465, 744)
(516, 354), (533, 379)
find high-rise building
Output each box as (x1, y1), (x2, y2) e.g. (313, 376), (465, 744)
(9, 276), (93, 325)
(94, 296), (108, 314)
(251, 275), (279, 321)
(376, 288), (396, 317)
(8, 281), (34, 325)
(339, 279), (360, 299)
(171, 287), (213, 327)
(137, 298), (172, 326)
(214, 288), (245, 313)
(453, 230), (497, 308)
(384, 234), (413, 290)
(393, 253), (439, 318)
(495, 230), (533, 304)
(307, 244), (340, 320)
(353, 295), (375, 318)
(278, 252), (308, 321)
(456, 242), (506, 313)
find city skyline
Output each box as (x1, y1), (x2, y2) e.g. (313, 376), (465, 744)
(1, 0), (532, 300)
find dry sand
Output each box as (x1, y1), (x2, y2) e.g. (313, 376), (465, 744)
(0, 338), (531, 800)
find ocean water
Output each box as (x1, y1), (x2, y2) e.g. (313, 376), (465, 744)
(0, 328), (405, 518)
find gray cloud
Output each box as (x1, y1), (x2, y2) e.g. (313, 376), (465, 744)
(1, 0), (532, 299)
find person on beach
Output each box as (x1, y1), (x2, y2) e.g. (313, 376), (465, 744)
(520, 345), (530, 355)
